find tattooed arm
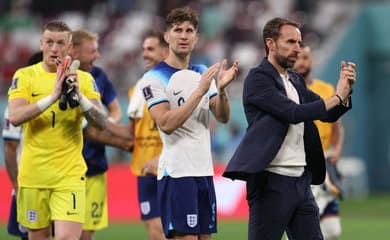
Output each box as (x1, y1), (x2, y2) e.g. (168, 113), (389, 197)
(72, 74), (133, 139)
(82, 98), (108, 130)
(80, 97), (134, 141)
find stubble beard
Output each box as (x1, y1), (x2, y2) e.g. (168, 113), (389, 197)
(275, 53), (296, 70)
(173, 48), (191, 61)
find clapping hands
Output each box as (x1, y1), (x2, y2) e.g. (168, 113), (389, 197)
(217, 59), (239, 91)
(336, 61), (356, 102)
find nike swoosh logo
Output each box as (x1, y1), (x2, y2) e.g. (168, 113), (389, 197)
(66, 211), (79, 215)
(173, 90), (183, 96)
(31, 93), (42, 97)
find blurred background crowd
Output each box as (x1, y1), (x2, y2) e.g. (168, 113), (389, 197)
(0, 0), (358, 96)
(3, 0), (390, 195)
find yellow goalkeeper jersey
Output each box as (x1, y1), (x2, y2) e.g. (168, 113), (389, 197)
(8, 62), (100, 188)
(308, 79), (335, 151)
(127, 85), (162, 176)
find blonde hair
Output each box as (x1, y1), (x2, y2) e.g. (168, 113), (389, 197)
(71, 29), (98, 47)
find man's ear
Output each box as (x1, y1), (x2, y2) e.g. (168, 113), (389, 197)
(164, 32), (169, 44)
(266, 38), (275, 52)
(68, 44), (78, 58)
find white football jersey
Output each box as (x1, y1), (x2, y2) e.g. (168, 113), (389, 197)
(139, 62), (217, 179)
(2, 106), (23, 164)
(127, 79), (146, 119)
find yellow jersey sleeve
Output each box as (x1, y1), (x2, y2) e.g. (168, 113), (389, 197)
(309, 79), (335, 151)
(127, 86), (162, 176)
(8, 66), (35, 101)
(78, 70), (100, 100)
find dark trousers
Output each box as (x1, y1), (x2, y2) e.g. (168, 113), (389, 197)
(246, 170), (323, 240)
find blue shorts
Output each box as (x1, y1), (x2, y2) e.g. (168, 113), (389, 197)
(322, 199), (340, 216)
(138, 176), (160, 220)
(157, 176), (217, 238)
(8, 194), (28, 239)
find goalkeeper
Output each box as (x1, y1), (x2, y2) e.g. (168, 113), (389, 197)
(7, 20), (123, 240)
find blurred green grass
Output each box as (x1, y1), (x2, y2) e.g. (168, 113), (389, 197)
(1, 193), (389, 239)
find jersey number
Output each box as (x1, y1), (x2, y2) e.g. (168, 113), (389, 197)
(51, 111), (56, 128)
(178, 97), (185, 106)
(71, 192), (76, 209)
(92, 201), (104, 218)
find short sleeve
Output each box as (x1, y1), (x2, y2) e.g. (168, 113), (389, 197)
(79, 71), (100, 100)
(8, 69), (30, 101)
(2, 107), (22, 140)
(138, 73), (169, 109)
(209, 79), (218, 98)
(127, 80), (145, 119)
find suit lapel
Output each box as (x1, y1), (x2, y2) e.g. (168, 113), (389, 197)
(260, 58), (285, 91)
(288, 71), (305, 104)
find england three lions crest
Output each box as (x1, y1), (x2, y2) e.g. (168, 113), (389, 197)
(140, 201), (151, 215)
(187, 214), (198, 228)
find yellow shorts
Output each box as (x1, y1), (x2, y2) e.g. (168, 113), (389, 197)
(17, 177), (86, 229)
(83, 172), (108, 231)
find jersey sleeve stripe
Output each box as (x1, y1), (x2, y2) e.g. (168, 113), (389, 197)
(147, 99), (169, 109)
(2, 136), (21, 141)
(209, 92), (218, 99)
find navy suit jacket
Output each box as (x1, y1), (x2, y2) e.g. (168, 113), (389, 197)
(223, 58), (351, 184)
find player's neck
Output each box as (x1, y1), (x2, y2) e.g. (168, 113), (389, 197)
(165, 52), (190, 69)
(42, 62), (57, 73)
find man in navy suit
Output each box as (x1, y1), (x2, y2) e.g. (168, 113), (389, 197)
(223, 17), (356, 240)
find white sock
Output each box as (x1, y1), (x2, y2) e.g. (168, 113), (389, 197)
(320, 216), (341, 240)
